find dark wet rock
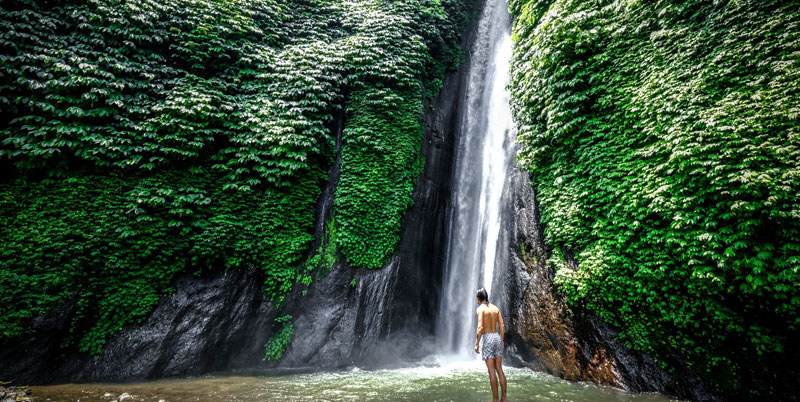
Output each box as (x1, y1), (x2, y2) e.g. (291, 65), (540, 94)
(0, 266), (276, 384)
(498, 166), (722, 402)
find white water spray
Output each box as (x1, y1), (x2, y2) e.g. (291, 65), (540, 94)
(436, 0), (516, 360)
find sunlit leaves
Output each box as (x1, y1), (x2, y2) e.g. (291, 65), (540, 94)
(335, 85), (425, 268)
(510, 0), (800, 396)
(0, 0), (470, 357)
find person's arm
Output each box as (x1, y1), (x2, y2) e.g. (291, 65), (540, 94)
(499, 311), (505, 346)
(474, 308), (484, 354)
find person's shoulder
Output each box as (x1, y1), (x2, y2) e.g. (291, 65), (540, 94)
(476, 304), (485, 313)
(489, 303), (500, 312)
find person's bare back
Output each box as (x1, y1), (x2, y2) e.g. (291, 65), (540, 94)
(476, 303), (503, 335)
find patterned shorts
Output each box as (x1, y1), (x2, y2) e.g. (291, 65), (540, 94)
(480, 332), (502, 360)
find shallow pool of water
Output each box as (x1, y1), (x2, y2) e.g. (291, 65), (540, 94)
(31, 361), (685, 402)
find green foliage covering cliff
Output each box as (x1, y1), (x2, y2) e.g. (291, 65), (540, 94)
(509, 0), (799, 398)
(0, 0), (470, 355)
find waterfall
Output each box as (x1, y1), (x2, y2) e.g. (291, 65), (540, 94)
(436, 0), (516, 359)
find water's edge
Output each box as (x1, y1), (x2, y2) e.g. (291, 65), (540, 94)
(29, 363), (687, 402)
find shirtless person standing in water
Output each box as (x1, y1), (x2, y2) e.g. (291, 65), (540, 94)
(474, 288), (507, 402)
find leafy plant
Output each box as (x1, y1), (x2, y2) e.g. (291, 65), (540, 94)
(0, 0), (472, 355)
(509, 0), (800, 398)
(263, 314), (294, 363)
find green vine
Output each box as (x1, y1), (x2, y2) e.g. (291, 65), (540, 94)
(509, 0), (800, 398)
(0, 0), (472, 355)
(263, 314), (294, 364)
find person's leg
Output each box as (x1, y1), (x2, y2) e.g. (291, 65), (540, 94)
(484, 357), (499, 401)
(494, 357), (507, 402)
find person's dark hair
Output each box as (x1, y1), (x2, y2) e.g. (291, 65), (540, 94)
(476, 288), (488, 303)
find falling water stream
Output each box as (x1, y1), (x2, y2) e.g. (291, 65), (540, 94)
(27, 1), (686, 401)
(436, 0), (516, 360)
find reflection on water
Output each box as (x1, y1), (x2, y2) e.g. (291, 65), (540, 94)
(31, 361), (684, 402)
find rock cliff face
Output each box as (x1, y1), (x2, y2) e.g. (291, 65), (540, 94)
(497, 166), (721, 402)
(0, 266), (276, 383)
